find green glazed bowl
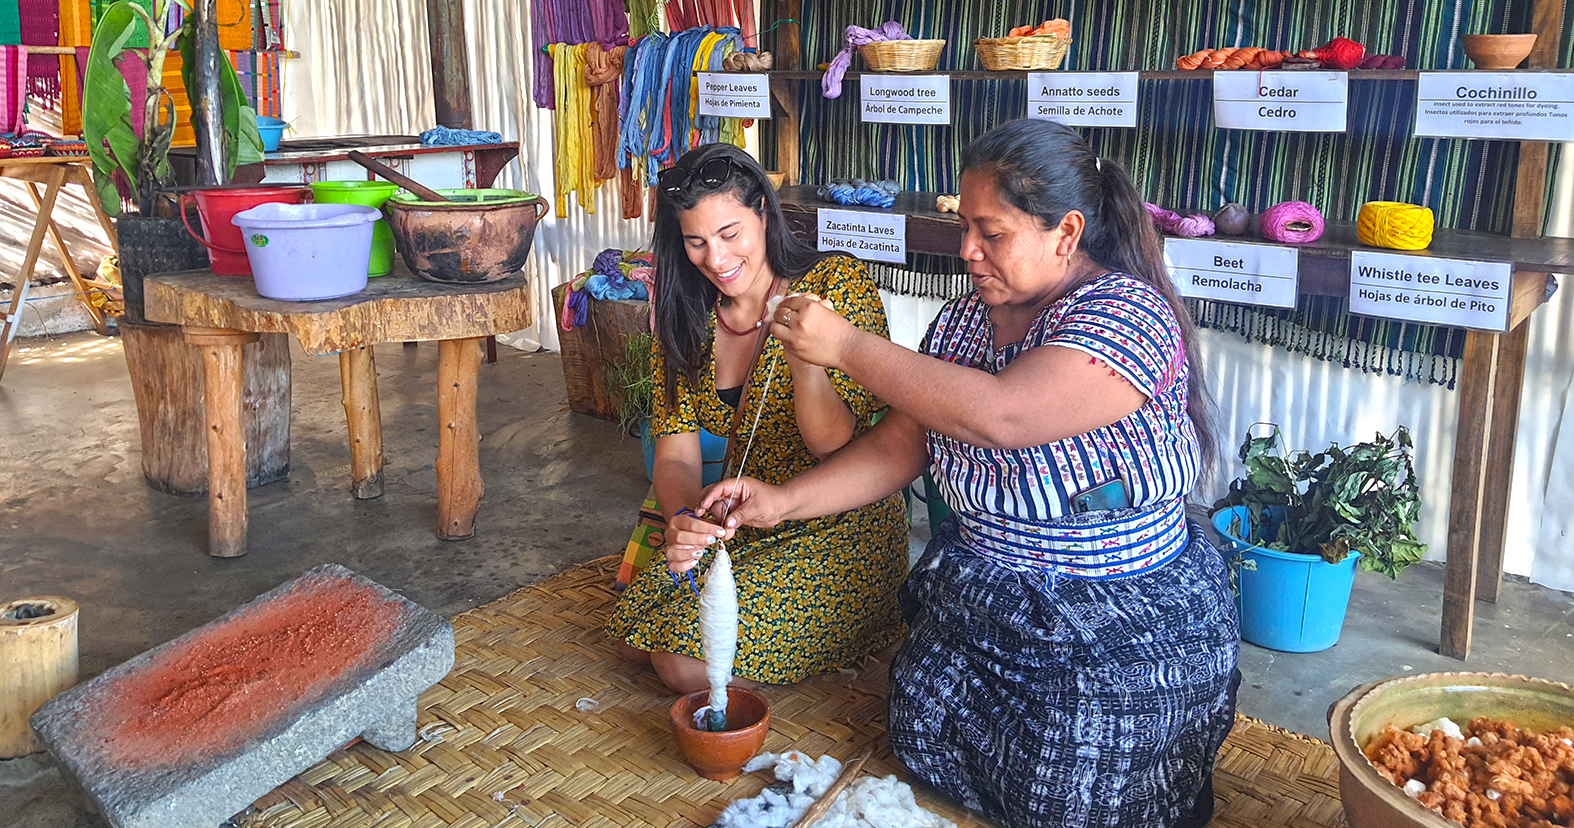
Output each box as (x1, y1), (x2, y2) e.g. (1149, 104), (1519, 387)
(1329, 672), (1574, 828)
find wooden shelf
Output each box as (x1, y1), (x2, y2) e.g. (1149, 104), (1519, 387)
(747, 68), (1569, 82)
(777, 184), (1567, 327)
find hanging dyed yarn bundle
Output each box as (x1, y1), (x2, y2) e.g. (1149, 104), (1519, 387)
(1357, 202), (1434, 250)
(619, 26), (753, 204)
(531, 0), (628, 108)
(822, 22), (909, 98)
(1259, 201), (1326, 243)
(664, 0), (757, 43)
(585, 43), (628, 182)
(1145, 203), (1215, 237)
(552, 42), (597, 217)
(819, 178), (899, 208)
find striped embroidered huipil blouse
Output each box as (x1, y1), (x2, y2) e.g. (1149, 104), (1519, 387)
(923, 273), (1201, 578)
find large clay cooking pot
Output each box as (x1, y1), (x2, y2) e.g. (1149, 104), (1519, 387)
(384, 189), (549, 284)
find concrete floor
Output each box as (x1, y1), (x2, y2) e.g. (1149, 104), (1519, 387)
(2, 330), (1572, 827)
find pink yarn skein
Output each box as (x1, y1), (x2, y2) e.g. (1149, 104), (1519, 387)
(1144, 202), (1216, 238)
(1259, 201), (1326, 243)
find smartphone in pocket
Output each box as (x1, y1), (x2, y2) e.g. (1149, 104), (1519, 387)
(1072, 477), (1131, 514)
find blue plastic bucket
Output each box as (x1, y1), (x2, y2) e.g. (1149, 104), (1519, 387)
(1212, 505), (1361, 653)
(639, 420), (728, 485)
(256, 116), (287, 152)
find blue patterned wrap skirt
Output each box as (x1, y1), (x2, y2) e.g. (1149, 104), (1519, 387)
(888, 516), (1241, 828)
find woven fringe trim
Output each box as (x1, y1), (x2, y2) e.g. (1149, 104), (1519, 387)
(867, 259), (971, 299)
(1188, 299), (1461, 389)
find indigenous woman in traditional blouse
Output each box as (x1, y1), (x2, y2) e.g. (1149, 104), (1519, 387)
(605, 143), (908, 693)
(689, 120), (1242, 828)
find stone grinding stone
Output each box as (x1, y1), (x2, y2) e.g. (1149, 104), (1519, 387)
(29, 564), (454, 828)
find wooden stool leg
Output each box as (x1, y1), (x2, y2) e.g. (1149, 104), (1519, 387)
(339, 345), (384, 500)
(0, 168), (65, 382)
(185, 327), (259, 558)
(436, 337), (484, 541)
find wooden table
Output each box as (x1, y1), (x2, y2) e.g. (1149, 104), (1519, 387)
(144, 264), (534, 557)
(0, 157), (120, 381)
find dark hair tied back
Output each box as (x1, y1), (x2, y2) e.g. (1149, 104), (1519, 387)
(960, 118), (1218, 476)
(652, 144), (826, 406)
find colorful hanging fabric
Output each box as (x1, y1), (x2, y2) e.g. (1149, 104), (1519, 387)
(231, 49), (281, 117)
(216, 0), (249, 49)
(531, 0), (628, 109)
(18, 0), (58, 98)
(57, 44), (83, 134)
(56, 0), (88, 45)
(585, 42), (625, 182)
(160, 49), (194, 147)
(0, 46), (26, 133)
(552, 42), (595, 217)
(0, 2), (23, 45)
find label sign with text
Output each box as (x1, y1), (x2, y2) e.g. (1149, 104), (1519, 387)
(1349, 251), (1512, 331)
(1163, 238), (1300, 308)
(1213, 71), (1349, 132)
(860, 75), (950, 125)
(817, 208), (907, 264)
(696, 72), (771, 119)
(1414, 72), (1574, 142)
(1026, 72), (1139, 127)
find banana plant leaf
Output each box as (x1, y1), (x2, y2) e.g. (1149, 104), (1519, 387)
(82, 2), (145, 215)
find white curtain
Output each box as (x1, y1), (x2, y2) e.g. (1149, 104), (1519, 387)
(281, 0), (653, 353)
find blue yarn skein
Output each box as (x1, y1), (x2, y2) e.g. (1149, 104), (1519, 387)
(817, 177), (899, 209)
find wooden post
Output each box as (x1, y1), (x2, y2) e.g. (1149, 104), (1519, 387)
(436, 337), (485, 540)
(1441, 330), (1500, 659)
(184, 326), (260, 558)
(768, 0), (802, 184)
(425, 0), (473, 129)
(1471, 0), (1563, 604)
(339, 346), (385, 500)
(0, 597), (78, 758)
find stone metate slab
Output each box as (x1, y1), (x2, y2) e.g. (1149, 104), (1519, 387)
(31, 564), (454, 828)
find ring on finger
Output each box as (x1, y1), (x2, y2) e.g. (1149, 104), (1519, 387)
(779, 310), (793, 324)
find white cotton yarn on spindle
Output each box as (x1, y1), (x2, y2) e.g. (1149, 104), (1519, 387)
(697, 542), (739, 727)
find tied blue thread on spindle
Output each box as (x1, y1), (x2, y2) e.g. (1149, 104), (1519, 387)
(668, 507), (703, 598)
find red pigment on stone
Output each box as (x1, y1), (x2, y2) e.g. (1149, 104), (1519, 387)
(97, 577), (403, 768)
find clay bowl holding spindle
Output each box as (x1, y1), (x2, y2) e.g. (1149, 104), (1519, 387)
(670, 688), (771, 781)
(1461, 34), (1537, 70)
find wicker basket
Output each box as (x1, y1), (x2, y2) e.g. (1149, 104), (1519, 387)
(975, 35), (1071, 71)
(859, 39), (946, 72)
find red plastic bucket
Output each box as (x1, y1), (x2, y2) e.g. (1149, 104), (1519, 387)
(181, 186), (308, 275)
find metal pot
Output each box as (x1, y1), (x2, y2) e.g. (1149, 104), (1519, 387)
(384, 189), (549, 284)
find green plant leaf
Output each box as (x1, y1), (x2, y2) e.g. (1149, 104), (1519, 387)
(83, 2), (147, 209)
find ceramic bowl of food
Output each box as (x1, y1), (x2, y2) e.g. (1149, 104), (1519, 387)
(1461, 34), (1537, 70)
(1328, 671), (1574, 828)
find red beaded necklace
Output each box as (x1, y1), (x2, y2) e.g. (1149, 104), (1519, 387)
(714, 276), (780, 336)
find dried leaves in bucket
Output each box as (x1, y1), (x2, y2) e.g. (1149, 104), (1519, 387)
(1213, 424), (1426, 578)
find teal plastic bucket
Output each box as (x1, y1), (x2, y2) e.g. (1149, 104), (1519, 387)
(1212, 505), (1361, 653)
(310, 181), (401, 276)
(257, 116), (286, 152)
(639, 420), (728, 485)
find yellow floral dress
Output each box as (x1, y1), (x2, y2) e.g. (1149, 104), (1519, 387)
(604, 255), (909, 684)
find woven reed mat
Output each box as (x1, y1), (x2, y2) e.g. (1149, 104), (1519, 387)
(236, 556), (1348, 828)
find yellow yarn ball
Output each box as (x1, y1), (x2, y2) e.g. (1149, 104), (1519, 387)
(1358, 202), (1435, 250)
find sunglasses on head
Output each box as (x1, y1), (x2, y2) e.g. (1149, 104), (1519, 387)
(658, 156), (744, 196)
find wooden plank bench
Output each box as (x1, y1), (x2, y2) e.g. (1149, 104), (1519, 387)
(30, 564), (454, 828)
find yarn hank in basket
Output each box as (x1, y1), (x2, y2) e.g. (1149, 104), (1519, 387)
(1357, 201), (1434, 250)
(1260, 201), (1326, 244)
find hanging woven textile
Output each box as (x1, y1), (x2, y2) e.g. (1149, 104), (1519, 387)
(216, 0), (250, 50)
(552, 42), (595, 217)
(0, 45), (26, 133)
(161, 49), (195, 147)
(585, 42), (626, 182)
(0, 2), (22, 45)
(18, 0), (58, 99)
(56, 0), (88, 45)
(57, 44), (84, 134)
